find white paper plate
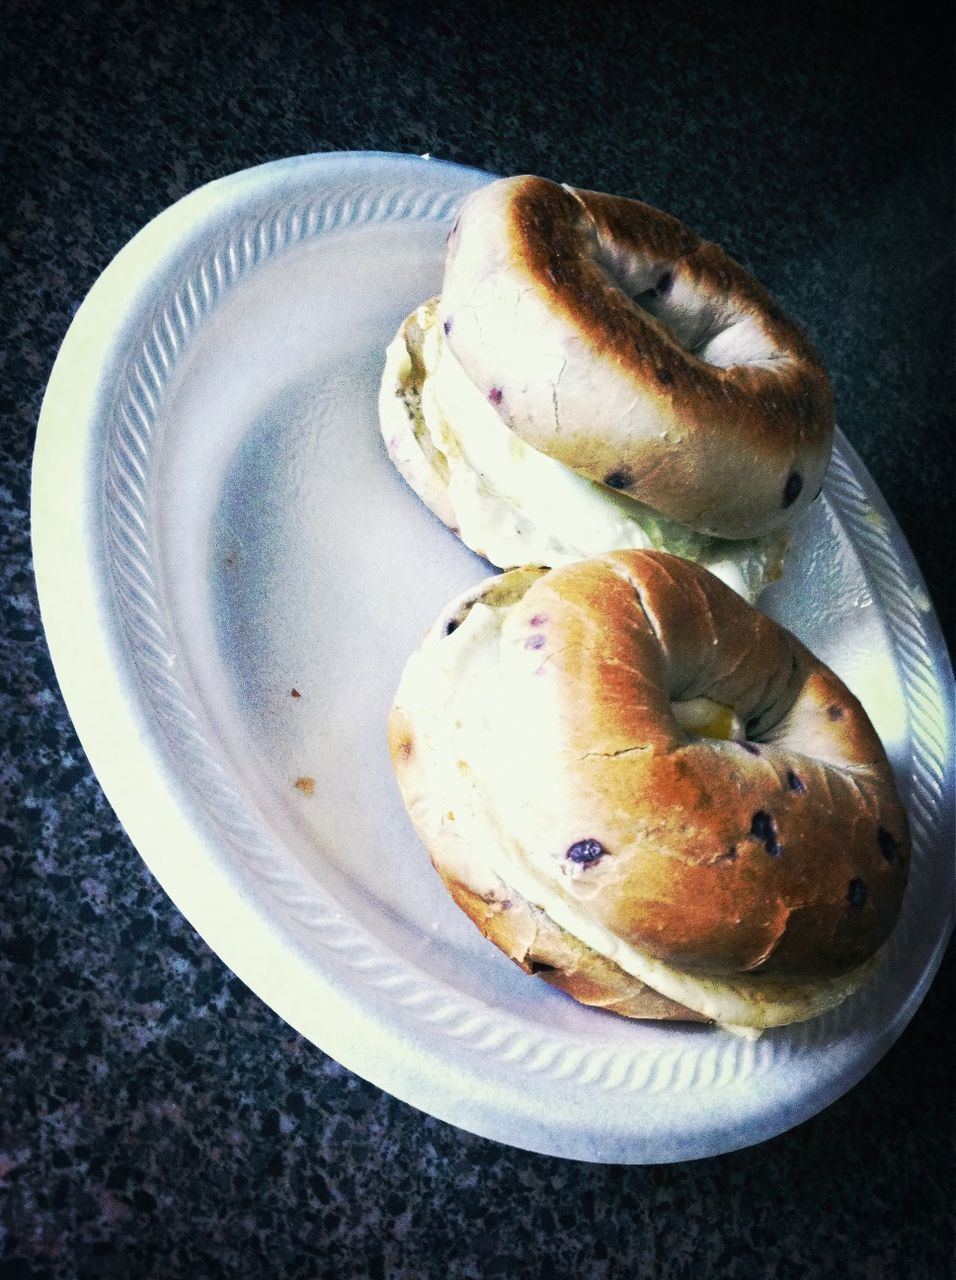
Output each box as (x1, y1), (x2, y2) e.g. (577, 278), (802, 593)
(32, 152), (955, 1163)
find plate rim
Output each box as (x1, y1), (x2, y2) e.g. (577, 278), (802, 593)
(31, 150), (956, 1164)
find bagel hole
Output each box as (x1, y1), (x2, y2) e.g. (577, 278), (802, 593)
(691, 314), (780, 368)
(671, 697), (743, 742)
(635, 270), (673, 301)
(745, 715), (763, 738)
(642, 297), (730, 362)
(617, 264), (735, 363)
(587, 231), (783, 373)
(589, 240), (713, 353)
(594, 247), (779, 369)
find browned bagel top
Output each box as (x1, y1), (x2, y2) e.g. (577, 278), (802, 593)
(520, 182), (831, 449)
(494, 551), (908, 979)
(405, 551), (909, 983)
(439, 176), (834, 540)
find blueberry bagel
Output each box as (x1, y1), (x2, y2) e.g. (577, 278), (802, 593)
(380, 176), (832, 600)
(388, 551), (908, 1031)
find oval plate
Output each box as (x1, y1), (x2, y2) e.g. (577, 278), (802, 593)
(32, 152), (955, 1163)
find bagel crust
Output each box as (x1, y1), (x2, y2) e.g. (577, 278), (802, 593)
(438, 176), (833, 540)
(388, 551), (909, 1029)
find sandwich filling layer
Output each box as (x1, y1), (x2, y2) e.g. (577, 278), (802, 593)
(394, 586), (878, 1033)
(382, 301), (789, 602)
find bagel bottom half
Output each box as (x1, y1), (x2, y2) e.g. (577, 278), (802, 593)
(387, 552), (909, 1033)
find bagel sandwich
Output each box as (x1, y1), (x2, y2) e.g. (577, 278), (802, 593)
(380, 176), (834, 602)
(388, 551), (909, 1033)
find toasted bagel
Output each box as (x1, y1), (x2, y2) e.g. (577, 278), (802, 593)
(388, 551), (908, 1030)
(438, 176), (833, 541)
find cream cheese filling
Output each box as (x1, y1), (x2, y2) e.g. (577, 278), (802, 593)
(389, 301), (787, 603)
(396, 594), (878, 1033)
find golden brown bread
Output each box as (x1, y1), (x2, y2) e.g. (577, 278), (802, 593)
(438, 176), (833, 540)
(387, 551), (909, 1028)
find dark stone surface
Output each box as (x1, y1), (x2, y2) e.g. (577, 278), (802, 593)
(2, 1), (953, 1276)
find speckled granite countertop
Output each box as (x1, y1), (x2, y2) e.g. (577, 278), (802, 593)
(2, 1), (953, 1276)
